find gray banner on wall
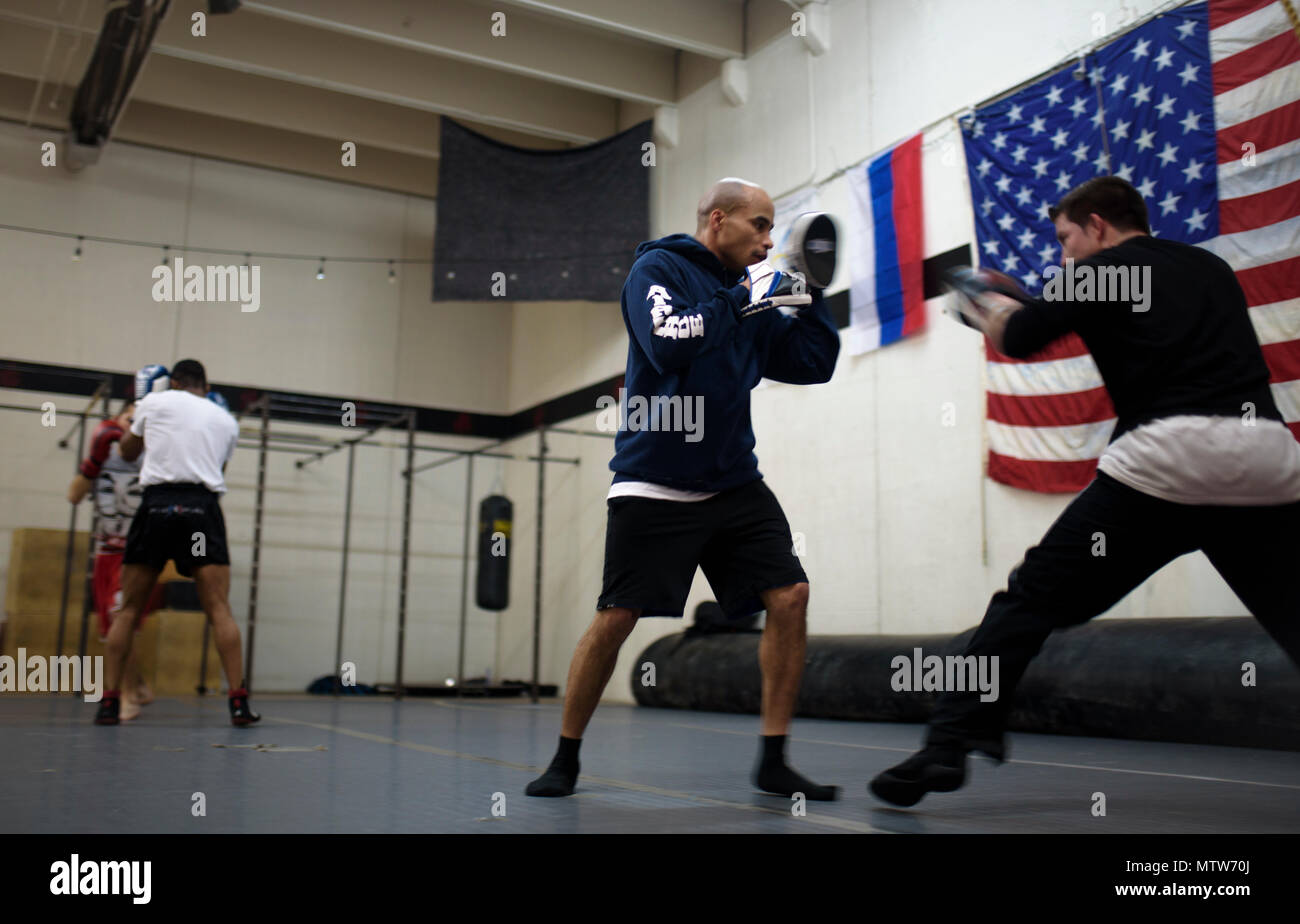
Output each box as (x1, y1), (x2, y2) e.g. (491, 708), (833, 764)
(432, 118), (652, 302)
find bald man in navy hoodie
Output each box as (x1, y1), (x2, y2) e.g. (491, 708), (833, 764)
(527, 179), (842, 799)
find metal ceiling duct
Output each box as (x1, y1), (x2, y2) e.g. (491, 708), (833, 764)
(64, 0), (173, 169)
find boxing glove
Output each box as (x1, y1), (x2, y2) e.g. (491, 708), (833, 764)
(738, 261), (812, 319)
(79, 420), (124, 479)
(207, 390), (230, 412)
(134, 364), (170, 400)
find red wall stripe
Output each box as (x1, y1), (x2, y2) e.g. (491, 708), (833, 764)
(1261, 339), (1300, 383)
(986, 387), (1116, 427)
(986, 331), (1092, 364)
(1217, 98), (1300, 163)
(1219, 177), (1300, 233)
(1209, 0), (1278, 30)
(891, 134), (927, 338)
(1213, 28), (1300, 96)
(1238, 255), (1300, 307)
(987, 451), (1098, 493)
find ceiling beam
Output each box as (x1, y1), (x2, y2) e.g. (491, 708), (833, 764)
(129, 56), (574, 158)
(0, 72), (441, 198)
(495, 0), (745, 59)
(244, 0), (676, 106)
(149, 3), (618, 143)
(0, 19), (575, 160)
(113, 100), (442, 198)
(0, 0), (619, 144)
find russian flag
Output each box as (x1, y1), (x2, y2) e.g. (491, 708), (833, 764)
(846, 134), (926, 355)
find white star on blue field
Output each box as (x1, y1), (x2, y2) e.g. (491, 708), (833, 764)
(963, 4), (1218, 293)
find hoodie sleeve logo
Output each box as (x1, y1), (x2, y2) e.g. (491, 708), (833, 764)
(647, 285), (704, 340)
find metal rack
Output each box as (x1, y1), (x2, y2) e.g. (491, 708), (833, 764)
(4, 365), (616, 703)
(240, 394), (610, 702)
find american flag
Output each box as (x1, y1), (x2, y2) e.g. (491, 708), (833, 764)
(961, 0), (1300, 493)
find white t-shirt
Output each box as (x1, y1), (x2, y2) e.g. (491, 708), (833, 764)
(1098, 415), (1300, 505)
(130, 389), (239, 494)
(607, 480), (717, 502)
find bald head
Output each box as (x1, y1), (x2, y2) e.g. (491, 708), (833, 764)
(694, 178), (775, 272)
(696, 178), (766, 231)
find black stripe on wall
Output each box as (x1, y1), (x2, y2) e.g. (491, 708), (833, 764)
(824, 243), (972, 329)
(0, 243), (973, 439)
(0, 357), (622, 441)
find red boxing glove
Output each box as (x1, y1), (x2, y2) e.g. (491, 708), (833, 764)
(79, 420), (124, 479)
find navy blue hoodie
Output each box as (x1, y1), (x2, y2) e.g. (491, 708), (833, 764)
(608, 233), (840, 491)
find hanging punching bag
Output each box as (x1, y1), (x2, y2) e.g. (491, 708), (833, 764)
(476, 495), (512, 610)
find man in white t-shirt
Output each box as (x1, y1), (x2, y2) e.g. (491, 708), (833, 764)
(93, 359), (258, 727)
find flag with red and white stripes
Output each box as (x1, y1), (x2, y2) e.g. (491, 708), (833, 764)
(962, 0), (1300, 492)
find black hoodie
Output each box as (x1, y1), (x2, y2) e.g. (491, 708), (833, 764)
(607, 233), (840, 491)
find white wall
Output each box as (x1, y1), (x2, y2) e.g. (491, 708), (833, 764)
(0, 119), (561, 691)
(0, 124), (514, 412)
(520, 0), (1252, 705)
(0, 0), (1254, 699)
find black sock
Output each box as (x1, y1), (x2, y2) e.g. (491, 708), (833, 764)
(761, 734), (787, 764)
(555, 735), (581, 767)
(526, 735), (581, 797)
(754, 734), (839, 801)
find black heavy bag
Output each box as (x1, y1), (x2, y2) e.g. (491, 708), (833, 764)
(475, 495), (512, 610)
(688, 600), (760, 634)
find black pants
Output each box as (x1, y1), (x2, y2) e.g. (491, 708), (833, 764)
(926, 471), (1300, 759)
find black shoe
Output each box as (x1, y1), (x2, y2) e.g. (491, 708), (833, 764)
(525, 760), (578, 797)
(870, 747), (967, 807)
(228, 688), (261, 726)
(93, 696), (120, 726)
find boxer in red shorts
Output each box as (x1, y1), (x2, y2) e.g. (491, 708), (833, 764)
(67, 400), (162, 720)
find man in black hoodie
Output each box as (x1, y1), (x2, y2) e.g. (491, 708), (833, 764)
(871, 176), (1300, 807)
(527, 178), (842, 799)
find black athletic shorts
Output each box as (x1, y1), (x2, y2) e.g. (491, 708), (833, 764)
(597, 478), (808, 619)
(124, 483), (230, 577)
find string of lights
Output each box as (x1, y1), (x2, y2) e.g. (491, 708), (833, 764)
(1, 222), (633, 281)
(0, 222), (424, 281)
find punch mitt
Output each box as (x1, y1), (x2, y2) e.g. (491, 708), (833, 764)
(942, 266), (1032, 330)
(782, 211), (838, 290)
